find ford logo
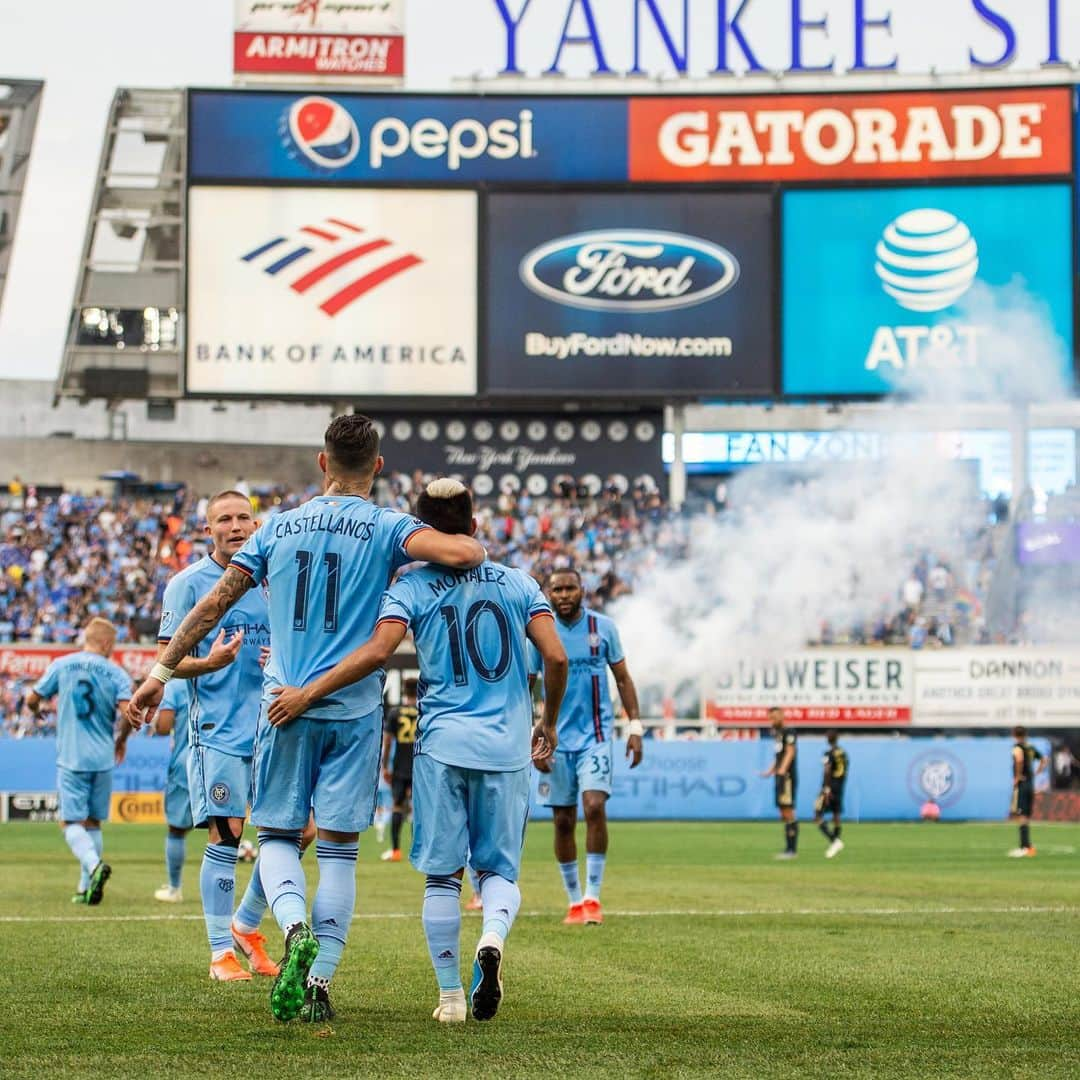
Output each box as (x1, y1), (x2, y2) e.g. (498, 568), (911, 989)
(519, 229), (739, 313)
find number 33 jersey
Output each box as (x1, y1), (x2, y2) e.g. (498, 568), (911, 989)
(377, 560), (554, 772)
(231, 495), (429, 722)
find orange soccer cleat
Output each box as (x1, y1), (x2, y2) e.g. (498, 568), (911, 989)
(465, 893), (483, 912)
(582, 898), (604, 925)
(209, 951), (253, 982)
(231, 925), (280, 977)
(380, 849), (402, 863)
(563, 902), (587, 925)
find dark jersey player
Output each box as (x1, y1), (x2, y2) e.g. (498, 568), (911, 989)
(1008, 725), (1046, 858)
(381, 678), (418, 862)
(761, 707), (798, 859)
(813, 731), (848, 859)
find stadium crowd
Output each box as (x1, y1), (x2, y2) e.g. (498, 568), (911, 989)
(1, 473), (1003, 737)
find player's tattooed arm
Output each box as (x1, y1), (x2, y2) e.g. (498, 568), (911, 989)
(158, 567), (253, 670)
(526, 615), (567, 765)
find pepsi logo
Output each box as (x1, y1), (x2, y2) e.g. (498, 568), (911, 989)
(283, 96), (360, 170)
(520, 230), (739, 313)
(874, 209), (979, 314)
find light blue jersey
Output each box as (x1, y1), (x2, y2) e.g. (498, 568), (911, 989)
(161, 677), (190, 765)
(379, 560), (553, 771)
(231, 495), (429, 721)
(158, 555), (269, 757)
(33, 651), (132, 772)
(529, 608), (624, 752)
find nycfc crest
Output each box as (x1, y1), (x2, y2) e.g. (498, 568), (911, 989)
(210, 783), (230, 804)
(588, 633), (601, 648)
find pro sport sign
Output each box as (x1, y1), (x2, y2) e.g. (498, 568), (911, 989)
(186, 186), (477, 398)
(233, 0), (405, 82)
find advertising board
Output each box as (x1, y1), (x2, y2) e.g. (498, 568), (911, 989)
(782, 183), (1074, 396)
(485, 191), (775, 398)
(373, 411), (663, 496)
(1017, 522), (1080, 566)
(186, 186), (477, 398)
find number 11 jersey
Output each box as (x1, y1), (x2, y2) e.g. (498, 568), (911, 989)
(377, 559), (553, 771)
(231, 494), (429, 722)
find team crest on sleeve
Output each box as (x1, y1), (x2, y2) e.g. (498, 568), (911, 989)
(160, 610), (175, 632)
(210, 783), (230, 804)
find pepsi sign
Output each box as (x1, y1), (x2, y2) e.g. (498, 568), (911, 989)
(189, 90), (627, 183)
(519, 231), (739, 313)
(485, 192), (775, 399)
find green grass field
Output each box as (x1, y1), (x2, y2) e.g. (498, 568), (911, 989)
(1, 820), (1078, 1079)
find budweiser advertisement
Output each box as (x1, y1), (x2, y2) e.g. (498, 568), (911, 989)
(629, 88), (1072, 183)
(704, 651), (913, 726)
(233, 0), (404, 81)
(0, 645), (156, 681)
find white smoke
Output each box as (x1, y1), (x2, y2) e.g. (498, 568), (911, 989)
(614, 282), (1073, 698)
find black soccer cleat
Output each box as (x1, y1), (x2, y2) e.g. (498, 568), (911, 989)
(86, 862), (112, 905)
(469, 944), (503, 1022)
(299, 983), (335, 1023)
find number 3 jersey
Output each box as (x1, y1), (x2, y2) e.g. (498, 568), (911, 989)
(33, 651), (133, 772)
(158, 555), (269, 757)
(377, 559), (553, 772)
(230, 495), (429, 722)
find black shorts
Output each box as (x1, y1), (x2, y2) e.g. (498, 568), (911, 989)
(391, 773), (413, 805)
(1011, 781), (1033, 818)
(775, 775), (796, 809)
(814, 783), (844, 816)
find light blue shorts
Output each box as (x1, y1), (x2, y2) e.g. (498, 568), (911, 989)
(250, 705), (381, 834)
(541, 742), (613, 807)
(165, 749), (193, 830)
(188, 745), (251, 826)
(57, 766), (112, 823)
(411, 754), (530, 883)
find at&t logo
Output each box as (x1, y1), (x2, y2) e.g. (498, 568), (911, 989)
(865, 208), (984, 374)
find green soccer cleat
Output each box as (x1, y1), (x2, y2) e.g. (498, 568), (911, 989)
(86, 862), (112, 906)
(71, 891), (88, 905)
(299, 983), (335, 1024)
(270, 924), (319, 1023)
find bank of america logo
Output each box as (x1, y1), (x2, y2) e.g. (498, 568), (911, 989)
(240, 217), (423, 318)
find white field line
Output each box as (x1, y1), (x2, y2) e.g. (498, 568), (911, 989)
(0, 904), (1076, 925)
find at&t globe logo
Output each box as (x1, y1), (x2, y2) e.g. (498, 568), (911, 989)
(874, 209), (979, 313)
(281, 96), (360, 171)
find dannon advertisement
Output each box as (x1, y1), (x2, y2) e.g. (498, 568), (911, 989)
(912, 650), (1080, 728)
(485, 192), (775, 398)
(782, 183), (1074, 396)
(373, 412), (663, 496)
(629, 88), (1072, 183)
(233, 0), (405, 80)
(186, 186), (477, 398)
(704, 650), (913, 725)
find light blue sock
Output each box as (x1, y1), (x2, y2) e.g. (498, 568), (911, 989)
(558, 859), (582, 904)
(257, 832), (307, 933)
(479, 872), (521, 942)
(166, 833), (186, 890)
(233, 855), (269, 934)
(585, 852), (606, 901)
(308, 840), (358, 987)
(423, 875), (463, 991)
(200, 843), (239, 954)
(79, 828), (103, 892)
(64, 824), (100, 881)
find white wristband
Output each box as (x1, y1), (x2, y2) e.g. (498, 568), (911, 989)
(150, 663), (174, 685)
(627, 720), (644, 738)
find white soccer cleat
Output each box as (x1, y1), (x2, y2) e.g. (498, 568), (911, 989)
(432, 988), (467, 1023)
(154, 884), (183, 903)
(1006, 848), (1027, 858)
(825, 839), (845, 859)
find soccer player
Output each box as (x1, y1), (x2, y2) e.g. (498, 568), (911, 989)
(813, 730), (847, 859)
(26, 617), (131, 905)
(150, 491), (278, 981)
(380, 677), (418, 862)
(761, 707), (798, 859)
(129, 416), (485, 1024)
(532, 569), (643, 926)
(267, 478), (568, 1024)
(154, 678), (193, 901)
(1008, 725), (1046, 858)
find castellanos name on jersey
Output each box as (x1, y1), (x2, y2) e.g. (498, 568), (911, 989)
(378, 560), (553, 772)
(33, 651), (133, 772)
(530, 608), (624, 752)
(158, 555), (269, 757)
(230, 495), (429, 721)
